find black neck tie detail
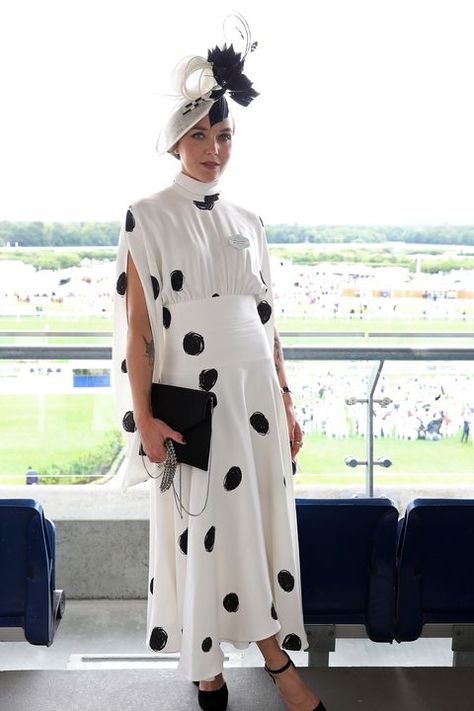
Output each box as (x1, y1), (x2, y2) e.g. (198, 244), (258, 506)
(193, 193), (220, 211)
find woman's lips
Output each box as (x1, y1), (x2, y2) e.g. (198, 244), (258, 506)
(202, 162), (219, 169)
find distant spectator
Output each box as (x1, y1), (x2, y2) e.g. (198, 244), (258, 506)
(26, 466), (39, 485)
(461, 420), (470, 444)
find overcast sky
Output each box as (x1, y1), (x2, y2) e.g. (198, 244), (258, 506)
(1, 0), (473, 225)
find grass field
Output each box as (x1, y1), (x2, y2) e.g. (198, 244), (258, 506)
(0, 393), (471, 485)
(1, 311), (473, 348)
(1, 280), (472, 485)
(294, 434), (474, 485)
(0, 393), (117, 483)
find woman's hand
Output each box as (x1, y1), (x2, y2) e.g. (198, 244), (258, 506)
(283, 396), (303, 460)
(136, 413), (186, 463)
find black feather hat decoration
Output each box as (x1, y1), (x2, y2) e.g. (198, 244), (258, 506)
(207, 43), (259, 107)
(156, 12), (260, 155)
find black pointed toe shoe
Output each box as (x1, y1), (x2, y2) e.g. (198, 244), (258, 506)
(264, 649), (328, 711)
(193, 678), (229, 711)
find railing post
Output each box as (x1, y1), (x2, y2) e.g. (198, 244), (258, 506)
(366, 360), (384, 497)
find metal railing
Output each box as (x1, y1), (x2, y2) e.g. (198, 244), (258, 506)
(1, 342), (473, 493)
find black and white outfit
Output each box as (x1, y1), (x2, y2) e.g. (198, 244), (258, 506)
(112, 11), (308, 683)
(112, 171), (309, 681)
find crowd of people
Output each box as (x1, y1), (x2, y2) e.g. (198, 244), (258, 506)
(289, 365), (473, 444)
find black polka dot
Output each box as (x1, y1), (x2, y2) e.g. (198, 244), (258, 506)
(179, 529), (188, 555)
(171, 270), (184, 291)
(259, 215), (264, 226)
(163, 307), (171, 328)
(183, 332), (205, 355)
(283, 476), (287, 488)
(125, 209), (135, 232)
(212, 293), (220, 297)
(116, 272), (127, 296)
(151, 276), (160, 300)
(278, 570), (295, 592)
(250, 412), (269, 435)
(122, 411), (136, 433)
(204, 526), (215, 552)
(149, 578), (154, 595)
(121, 359), (127, 373)
(150, 627), (168, 651)
(202, 637), (213, 652)
(282, 634), (302, 651)
(223, 593), (239, 613)
(257, 300), (272, 324)
(199, 369), (218, 391)
(271, 603), (278, 620)
(224, 466), (242, 491)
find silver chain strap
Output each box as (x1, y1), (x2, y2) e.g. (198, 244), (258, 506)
(140, 402), (214, 519)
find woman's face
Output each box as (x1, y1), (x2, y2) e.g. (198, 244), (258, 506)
(175, 113), (233, 182)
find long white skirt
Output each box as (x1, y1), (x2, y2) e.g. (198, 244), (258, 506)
(146, 295), (308, 681)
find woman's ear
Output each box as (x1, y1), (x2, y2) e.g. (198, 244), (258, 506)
(169, 143), (180, 160)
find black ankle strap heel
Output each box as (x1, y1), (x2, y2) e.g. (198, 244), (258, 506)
(264, 648), (295, 681)
(192, 678), (228, 711)
(264, 649), (328, 710)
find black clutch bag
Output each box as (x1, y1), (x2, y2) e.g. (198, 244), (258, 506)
(139, 382), (215, 471)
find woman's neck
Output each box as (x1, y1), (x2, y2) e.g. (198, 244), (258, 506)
(173, 171), (220, 199)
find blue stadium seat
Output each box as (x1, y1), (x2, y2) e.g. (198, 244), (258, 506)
(396, 498), (474, 642)
(296, 498), (399, 643)
(0, 499), (65, 646)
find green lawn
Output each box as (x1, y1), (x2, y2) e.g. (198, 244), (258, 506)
(1, 302), (472, 486)
(294, 434), (474, 486)
(0, 393), (118, 483)
(0, 394), (471, 486)
(1, 311), (473, 349)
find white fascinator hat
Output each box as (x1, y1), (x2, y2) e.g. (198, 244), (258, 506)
(156, 13), (260, 156)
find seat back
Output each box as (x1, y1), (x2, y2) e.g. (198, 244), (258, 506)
(296, 497), (399, 641)
(0, 499), (55, 645)
(396, 498), (474, 641)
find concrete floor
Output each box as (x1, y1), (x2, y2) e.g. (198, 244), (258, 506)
(0, 600), (454, 671)
(2, 601), (469, 711)
(1, 667), (474, 711)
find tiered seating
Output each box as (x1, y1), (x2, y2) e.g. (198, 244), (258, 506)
(296, 497), (399, 664)
(3, 496), (473, 669)
(0, 499), (65, 646)
(296, 497), (474, 667)
(396, 498), (474, 665)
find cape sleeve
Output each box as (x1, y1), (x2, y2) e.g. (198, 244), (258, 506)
(256, 215), (275, 357)
(112, 205), (165, 493)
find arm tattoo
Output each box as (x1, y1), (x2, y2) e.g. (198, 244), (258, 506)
(143, 335), (155, 368)
(273, 331), (282, 375)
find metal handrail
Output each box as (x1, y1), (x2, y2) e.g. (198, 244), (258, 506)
(1, 345), (473, 361)
(2, 330), (473, 339)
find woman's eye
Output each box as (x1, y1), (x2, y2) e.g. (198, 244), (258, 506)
(191, 132), (205, 139)
(219, 133), (232, 142)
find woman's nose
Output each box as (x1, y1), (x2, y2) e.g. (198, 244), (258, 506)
(205, 138), (219, 154)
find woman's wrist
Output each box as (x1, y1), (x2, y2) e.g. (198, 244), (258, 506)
(134, 407), (154, 428)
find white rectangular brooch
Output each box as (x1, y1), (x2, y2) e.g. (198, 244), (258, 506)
(228, 234), (250, 250)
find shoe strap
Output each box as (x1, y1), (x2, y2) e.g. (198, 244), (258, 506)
(264, 650), (293, 675)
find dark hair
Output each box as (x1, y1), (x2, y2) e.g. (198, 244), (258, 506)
(208, 96), (229, 125)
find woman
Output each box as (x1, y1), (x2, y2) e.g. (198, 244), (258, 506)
(113, 16), (326, 711)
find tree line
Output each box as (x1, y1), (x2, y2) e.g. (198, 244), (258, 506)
(1, 221), (474, 247)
